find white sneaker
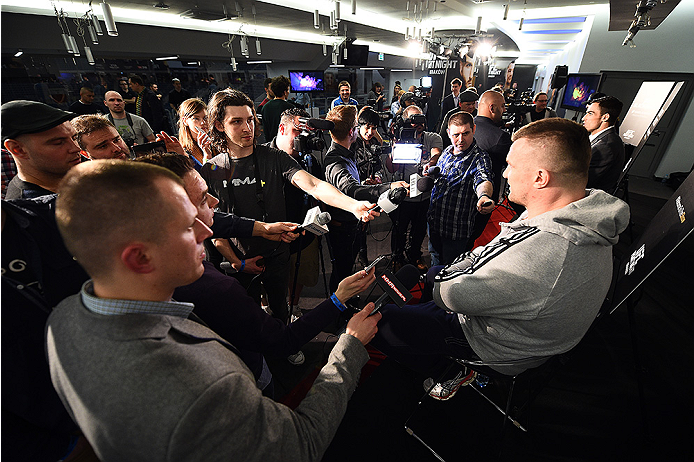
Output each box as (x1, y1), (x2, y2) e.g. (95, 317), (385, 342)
(423, 369), (477, 401)
(287, 351), (305, 366)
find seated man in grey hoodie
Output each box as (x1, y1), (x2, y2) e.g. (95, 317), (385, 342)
(370, 118), (630, 400)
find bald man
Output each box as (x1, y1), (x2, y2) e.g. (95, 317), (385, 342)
(463, 90), (515, 247)
(69, 87), (104, 116)
(474, 90), (512, 203)
(103, 90), (155, 147)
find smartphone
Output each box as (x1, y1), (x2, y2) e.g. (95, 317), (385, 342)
(132, 140), (166, 157)
(364, 254), (388, 273)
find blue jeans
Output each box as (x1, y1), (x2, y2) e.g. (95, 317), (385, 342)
(370, 301), (477, 377)
(428, 232), (470, 265)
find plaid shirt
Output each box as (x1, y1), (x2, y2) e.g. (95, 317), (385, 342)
(81, 280), (194, 318)
(428, 141), (492, 240)
(1, 148), (18, 199)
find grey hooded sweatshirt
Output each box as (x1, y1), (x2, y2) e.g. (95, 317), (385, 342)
(433, 189), (630, 374)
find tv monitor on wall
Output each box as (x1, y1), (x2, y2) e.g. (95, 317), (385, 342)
(339, 44), (370, 66)
(560, 73), (602, 112)
(289, 70), (324, 92)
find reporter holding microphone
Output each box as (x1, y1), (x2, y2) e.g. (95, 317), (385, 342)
(323, 104), (409, 292)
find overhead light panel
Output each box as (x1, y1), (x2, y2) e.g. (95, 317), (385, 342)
(155, 55), (179, 60)
(14, 49), (23, 57)
(247, 60), (272, 63)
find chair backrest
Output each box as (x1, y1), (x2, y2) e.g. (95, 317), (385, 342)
(609, 170), (693, 315)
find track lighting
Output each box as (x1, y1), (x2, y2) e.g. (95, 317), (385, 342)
(314, 10), (320, 29)
(255, 37), (261, 55)
(503, 4), (509, 20)
(351, 0), (356, 15)
(100, 0), (118, 36)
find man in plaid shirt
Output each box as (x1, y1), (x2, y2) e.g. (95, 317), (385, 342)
(428, 111), (495, 265)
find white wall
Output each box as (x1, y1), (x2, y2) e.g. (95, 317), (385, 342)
(579, 2), (694, 177)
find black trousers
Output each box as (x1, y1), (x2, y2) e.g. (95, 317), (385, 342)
(327, 220), (360, 293)
(390, 199), (430, 263)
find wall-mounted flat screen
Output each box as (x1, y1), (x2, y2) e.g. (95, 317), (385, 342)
(289, 70), (324, 92)
(561, 73), (602, 112)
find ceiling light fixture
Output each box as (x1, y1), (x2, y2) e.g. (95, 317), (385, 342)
(255, 37), (262, 54)
(100, 0), (118, 36)
(247, 60), (272, 63)
(503, 4), (509, 20)
(153, 2), (169, 9)
(351, 0), (356, 15)
(14, 49), (23, 57)
(314, 9), (320, 28)
(155, 55), (179, 60)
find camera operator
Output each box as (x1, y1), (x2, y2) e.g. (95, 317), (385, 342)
(351, 106), (386, 266)
(521, 92), (557, 126)
(389, 92), (417, 138)
(386, 105), (443, 271)
(264, 107), (324, 311)
(324, 105), (409, 292)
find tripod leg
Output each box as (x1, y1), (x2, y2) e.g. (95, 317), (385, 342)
(316, 236), (330, 298)
(289, 240), (303, 325)
(627, 296), (650, 439)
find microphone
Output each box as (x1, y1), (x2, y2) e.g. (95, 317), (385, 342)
(410, 165), (439, 197)
(372, 187), (407, 213)
(290, 205), (331, 235)
(415, 175), (435, 193)
(298, 117), (335, 131)
(371, 264), (420, 314)
(426, 165), (441, 177)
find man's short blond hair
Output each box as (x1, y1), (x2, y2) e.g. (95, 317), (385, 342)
(56, 160), (183, 278)
(512, 118), (590, 185)
(326, 105), (357, 141)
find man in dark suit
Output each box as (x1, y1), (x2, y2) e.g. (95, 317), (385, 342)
(467, 90), (513, 247)
(582, 96), (625, 193)
(438, 78), (462, 128)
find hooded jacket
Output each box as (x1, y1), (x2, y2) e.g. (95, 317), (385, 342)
(433, 189), (630, 374)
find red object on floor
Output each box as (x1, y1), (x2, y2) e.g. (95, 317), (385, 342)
(473, 198), (517, 248)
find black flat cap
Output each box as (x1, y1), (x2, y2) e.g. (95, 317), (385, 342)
(460, 88), (479, 103)
(2, 100), (76, 141)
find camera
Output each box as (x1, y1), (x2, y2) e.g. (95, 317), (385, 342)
(391, 113), (427, 143)
(292, 117), (332, 153)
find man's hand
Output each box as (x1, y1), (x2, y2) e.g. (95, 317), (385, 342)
(390, 180), (409, 191)
(155, 132), (185, 156)
(334, 267), (376, 303)
(345, 303), (381, 345)
(476, 196), (495, 214)
(353, 201), (380, 222)
(254, 221), (301, 243)
(232, 255), (265, 274)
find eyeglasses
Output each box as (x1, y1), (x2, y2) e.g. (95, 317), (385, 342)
(536, 99), (548, 103)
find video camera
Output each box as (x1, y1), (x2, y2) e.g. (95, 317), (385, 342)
(410, 86), (429, 108)
(504, 91), (535, 115)
(391, 113), (427, 143)
(293, 117), (334, 153)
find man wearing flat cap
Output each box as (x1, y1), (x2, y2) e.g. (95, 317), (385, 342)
(439, 87), (479, 150)
(2, 100), (80, 199)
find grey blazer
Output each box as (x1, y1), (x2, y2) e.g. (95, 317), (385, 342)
(47, 295), (369, 462)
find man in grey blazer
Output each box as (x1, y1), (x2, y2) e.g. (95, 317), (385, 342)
(582, 95), (625, 192)
(46, 160), (381, 462)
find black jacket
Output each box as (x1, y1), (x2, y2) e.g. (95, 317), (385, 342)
(587, 126), (625, 193)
